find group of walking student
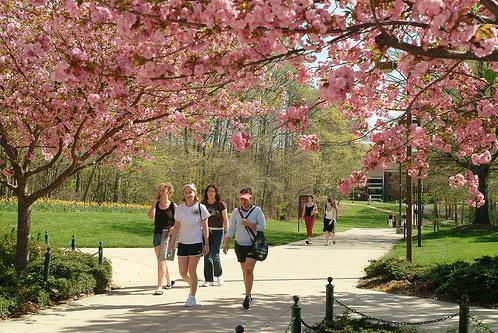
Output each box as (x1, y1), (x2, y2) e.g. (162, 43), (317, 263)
(301, 195), (338, 246)
(148, 183), (265, 309)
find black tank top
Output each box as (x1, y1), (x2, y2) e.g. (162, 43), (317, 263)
(154, 201), (175, 234)
(305, 204), (314, 217)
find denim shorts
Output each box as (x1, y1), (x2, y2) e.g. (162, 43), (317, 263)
(177, 242), (203, 257)
(152, 233), (162, 247)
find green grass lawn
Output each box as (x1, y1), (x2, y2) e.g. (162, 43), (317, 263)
(386, 225), (498, 265)
(0, 203), (391, 247)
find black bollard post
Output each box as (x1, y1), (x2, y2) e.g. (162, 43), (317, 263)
(43, 247), (51, 287)
(433, 219), (436, 232)
(44, 231), (49, 245)
(291, 295), (302, 333)
(98, 241), (103, 264)
(234, 325), (244, 333)
(71, 235), (76, 251)
(326, 277), (334, 326)
(459, 295), (469, 333)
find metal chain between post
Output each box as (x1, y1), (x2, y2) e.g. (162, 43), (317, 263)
(300, 317), (325, 332)
(333, 297), (458, 326)
(470, 314), (495, 333)
(284, 318), (294, 333)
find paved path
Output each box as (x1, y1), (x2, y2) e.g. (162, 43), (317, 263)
(1, 228), (497, 333)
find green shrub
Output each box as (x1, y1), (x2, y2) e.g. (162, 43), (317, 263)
(0, 230), (112, 317)
(364, 255), (498, 307)
(364, 258), (427, 282)
(429, 256), (498, 306)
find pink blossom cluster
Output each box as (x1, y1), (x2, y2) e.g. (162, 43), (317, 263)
(278, 105), (310, 132)
(297, 134), (320, 152)
(319, 67), (355, 104)
(231, 131), (252, 152)
(338, 171), (368, 195)
(449, 171), (485, 208)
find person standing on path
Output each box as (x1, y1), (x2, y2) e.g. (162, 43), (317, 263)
(147, 183), (176, 295)
(323, 198), (338, 245)
(168, 183), (210, 307)
(223, 187), (266, 309)
(201, 184), (228, 287)
(302, 195), (318, 245)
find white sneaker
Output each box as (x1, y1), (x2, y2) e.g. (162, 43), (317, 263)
(216, 276), (224, 286)
(184, 295), (196, 307)
(201, 281), (211, 287)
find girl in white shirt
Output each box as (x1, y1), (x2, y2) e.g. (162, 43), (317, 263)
(323, 198), (338, 245)
(168, 183), (210, 307)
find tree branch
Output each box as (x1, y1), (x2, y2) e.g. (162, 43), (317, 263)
(25, 138), (64, 178)
(376, 33), (498, 61)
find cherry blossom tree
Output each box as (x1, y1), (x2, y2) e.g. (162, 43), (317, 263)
(0, 1), (267, 269)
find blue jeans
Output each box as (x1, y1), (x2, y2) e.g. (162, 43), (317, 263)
(204, 229), (224, 282)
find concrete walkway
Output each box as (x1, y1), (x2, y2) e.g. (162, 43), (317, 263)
(1, 228), (497, 333)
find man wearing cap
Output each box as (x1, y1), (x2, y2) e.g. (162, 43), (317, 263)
(223, 187), (266, 309)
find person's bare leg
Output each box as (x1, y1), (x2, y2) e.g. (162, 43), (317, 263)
(154, 246), (165, 289)
(165, 262), (171, 286)
(187, 256), (201, 296)
(243, 258), (257, 296)
(178, 256), (191, 286)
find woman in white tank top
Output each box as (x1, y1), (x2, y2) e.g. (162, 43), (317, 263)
(322, 198), (338, 245)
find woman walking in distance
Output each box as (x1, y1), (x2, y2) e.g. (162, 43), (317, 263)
(168, 183), (210, 307)
(223, 187), (266, 309)
(301, 195), (318, 245)
(147, 183), (176, 295)
(323, 198), (338, 245)
(201, 185), (228, 287)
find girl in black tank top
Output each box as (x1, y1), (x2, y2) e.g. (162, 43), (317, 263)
(147, 183), (176, 294)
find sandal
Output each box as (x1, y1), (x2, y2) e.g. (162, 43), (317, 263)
(153, 289), (163, 295)
(163, 281), (175, 290)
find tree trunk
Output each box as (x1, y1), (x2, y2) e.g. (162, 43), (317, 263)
(113, 172), (121, 202)
(82, 164), (98, 202)
(474, 168), (490, 225)
(75, 171), (82, 194)
(15, 195), (31, 270)
(455, 203), (458, 224)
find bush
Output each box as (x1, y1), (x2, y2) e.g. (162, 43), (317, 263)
(364, 256), (498, 307)
(0, 230), (112, 318)
(364, 258), (427, 282)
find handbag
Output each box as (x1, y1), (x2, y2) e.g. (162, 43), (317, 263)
(158, 228), (175, 261)
(312, 203), (319, 217)
(238, 207), (268, 262)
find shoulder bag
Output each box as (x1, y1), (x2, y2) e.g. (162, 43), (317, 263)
(238, 207), (268, 262)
